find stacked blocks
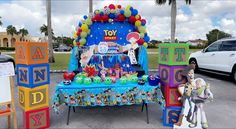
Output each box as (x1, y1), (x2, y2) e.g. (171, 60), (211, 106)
(16, 42), (50, 129)
(158, 43), (189, 127)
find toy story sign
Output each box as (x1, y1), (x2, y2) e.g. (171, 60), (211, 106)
(104, 30), (117, 41)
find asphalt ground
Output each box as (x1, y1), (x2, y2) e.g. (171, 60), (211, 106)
(0, 72), (236, 129)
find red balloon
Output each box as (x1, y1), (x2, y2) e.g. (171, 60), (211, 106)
(68, 72), (75, 80)
(104, 6), (107, 8)
(137, 38), (144, 45)
(95, 14), (101, 21)
(109, 4), (115, 10)
(63, 71), (69, 80)
(117, 14), (125, 21)
(76, 42), (80, 46)
(92, 17), (95, 22)
(117, 5), (122, 9)
(102, 14), (109, 22)
(78, 28), (82, 32)
(76, 31), (81, 36)
(129, 16), (136, 24)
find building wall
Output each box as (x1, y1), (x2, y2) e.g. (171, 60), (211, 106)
(0, 32), (33, 47)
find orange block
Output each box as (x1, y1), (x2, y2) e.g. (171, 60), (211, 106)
(15, 42), (48, 65)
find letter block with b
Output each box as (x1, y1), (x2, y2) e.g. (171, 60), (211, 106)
(16, 64), (50, 88)
(158, 43), (189, 66)
(18, 85), (49, 111)
(23, 107), (50, 129)
(15, 42), (48, 65)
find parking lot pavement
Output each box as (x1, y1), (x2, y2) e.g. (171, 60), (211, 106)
(0, 72), (236, 128)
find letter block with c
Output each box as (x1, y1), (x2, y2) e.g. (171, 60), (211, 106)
(18, 85), (49, 111)
(158, 43), (189, 66)
(23, 107), (50, 129)
(15, 42), (48, 65)
(159, 64), (187, 87)
(163, 106), (181, 127)
(16, 64), (50, 88)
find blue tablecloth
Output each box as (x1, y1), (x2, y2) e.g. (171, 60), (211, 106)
(52, 81), (166, 113)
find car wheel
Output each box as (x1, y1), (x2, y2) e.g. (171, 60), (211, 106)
(189, 58), (199, 72)
(232, 67), (236, 83)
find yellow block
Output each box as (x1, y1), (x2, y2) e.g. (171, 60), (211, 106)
(18, 85), (49, 111)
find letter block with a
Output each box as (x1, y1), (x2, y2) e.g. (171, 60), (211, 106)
(158, 43), (189, 66)
(23, 107), (50, 129)
(159, 64), (186, 87)
(16, 64), (50, 88)
(15, 42), (48, 65)
(165, 86), (182, 107)
(163, 106), (181, 127)
(18, 85), (49, 111)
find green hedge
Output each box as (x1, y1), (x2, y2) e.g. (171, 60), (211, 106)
(0, 47), (15, 51)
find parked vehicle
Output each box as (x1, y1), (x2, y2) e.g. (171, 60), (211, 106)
(0, 52), (15, 67)
(189, 38), (236, 83)
(54, 44), (72, 52)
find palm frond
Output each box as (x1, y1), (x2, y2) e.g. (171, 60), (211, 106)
(186, 0), (191, 4)
(155, 0), (167, 5)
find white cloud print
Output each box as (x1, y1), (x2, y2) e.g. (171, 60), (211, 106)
(0, 0), (236, 41)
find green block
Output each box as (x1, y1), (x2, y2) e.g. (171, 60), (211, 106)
(158, 43), (189, 65)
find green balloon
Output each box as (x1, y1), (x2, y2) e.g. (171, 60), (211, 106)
(75, 76), (83, 84)
(93, 76), (101, 84)
(124, 10), (131, 17)
(84, 77), (92, 85)
(81, 32), (87, 38)
(142, 75), (148, 82)
(120, 76), (127, 85)
(85, 18), (92, 25)
(138, 26), (146, 33)
(110, 10), (115, 14)
(140, 33), (144, 38)
(108, 19), (113, 23)
(79, 38), (86, 45)
(131, 76), (138, 83)
(104, 77), (112, 85)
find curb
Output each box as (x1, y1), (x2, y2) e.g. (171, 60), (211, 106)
(50, 69), (158, 73)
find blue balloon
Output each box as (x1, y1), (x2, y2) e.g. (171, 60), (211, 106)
(130, 7), (133, 11)
(132, 9), (138, 16)
(109, 13), (115, 19)
(83, 15), (88, 19)
(100, 12), (104, 16)
(76, 38), (80, 42)
(78, 22), (82, 27)
(141, 21), (146, 26)
(120, 10), (125, 15)
(144, 35), (150, 42)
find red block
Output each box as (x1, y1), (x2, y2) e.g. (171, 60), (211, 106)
(23, 107), (50, 129)
(165, 86), (182, 107)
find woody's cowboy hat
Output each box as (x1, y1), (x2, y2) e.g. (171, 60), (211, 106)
(181, 64), (196, 77)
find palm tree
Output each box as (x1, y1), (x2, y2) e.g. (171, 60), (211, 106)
(89, 0), (93, 13)
(156, 0), (191, 43)
(40, 24), (49, 36)
(46, 0), (55, 63)
(0, 16), (2, 26)
(19, 28), (29, 41)
(6, 25), (17, 47)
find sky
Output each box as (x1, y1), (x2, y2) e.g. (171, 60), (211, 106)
(0, 0), (236, 41)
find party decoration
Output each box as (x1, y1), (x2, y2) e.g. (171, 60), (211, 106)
(93, 76), (101, 84)
(148, 74), (160, 86)
(75, 76), (83, 84)
(142, 75), (148, 82)
(131, 76), (138, 83)
(83, 65), (98, 78)
(104, 77), (112, 85)
(84, 77), (92, 85)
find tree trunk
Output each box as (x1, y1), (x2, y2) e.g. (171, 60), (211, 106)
(89, 0), (93, 13)
(170, 0), (177, 43)
(46, 0), (55, 63)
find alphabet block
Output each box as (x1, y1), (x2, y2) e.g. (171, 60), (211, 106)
(159, 64), (186, 87)
(15, 42), (48, 65)
(23, 107), (50, 129)
(16, 64), (50, 88)
(18, 85), (49, 111)
(165, 86), (182, 107)
(163, 106), (181, 127)
(158, 43), (189, 65)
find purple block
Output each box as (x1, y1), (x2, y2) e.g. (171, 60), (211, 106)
(159, 64), (186, 87)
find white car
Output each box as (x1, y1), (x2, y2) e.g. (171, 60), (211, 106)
(189, 38), (236, 83)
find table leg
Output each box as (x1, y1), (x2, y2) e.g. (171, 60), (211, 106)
(141, 101), (145, 112)
(67, 106), (71, 125)
(73, 106), (75, 113)
(145, 103), (149, 124)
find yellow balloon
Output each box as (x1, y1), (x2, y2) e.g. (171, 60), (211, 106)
(135, 20), (141, 27)
(73, 31), (78, 38)
(135, 15), (140, 20)
(126, 5), (131, 10)
(143, 42), (148, 48)
(81, 24), (88, 31)
(73, 40), (76, 46)
(86, 29), (91, 34)
(95, 10), (99, 14)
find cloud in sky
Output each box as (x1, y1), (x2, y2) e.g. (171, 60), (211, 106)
(0, 0), (236, 41)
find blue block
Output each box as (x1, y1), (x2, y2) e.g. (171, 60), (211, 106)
(16, 64), (50, 88)
(163, 106), (181, 127)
